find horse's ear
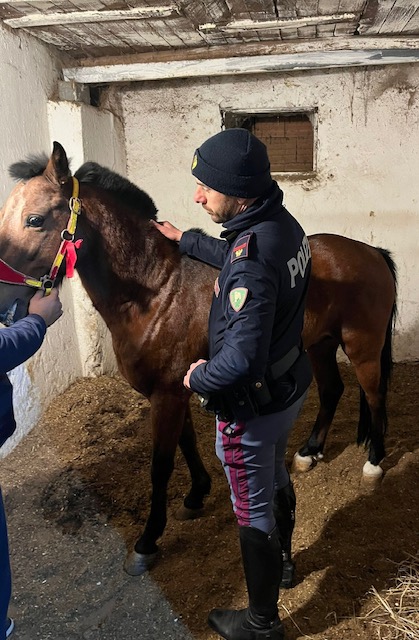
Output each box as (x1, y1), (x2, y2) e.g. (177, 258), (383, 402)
(44, 141), (71, 185)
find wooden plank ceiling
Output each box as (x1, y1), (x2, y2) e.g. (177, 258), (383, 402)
(1, 1), (419, 82)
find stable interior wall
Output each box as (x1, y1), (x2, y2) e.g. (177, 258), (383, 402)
(0, 25), (68, 455)
(0, 25), (120, 455)
(114, 64), (419, 361)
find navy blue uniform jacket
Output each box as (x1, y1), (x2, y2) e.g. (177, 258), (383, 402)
(180, 183), (311, 405)
(0, 315), (47, 448)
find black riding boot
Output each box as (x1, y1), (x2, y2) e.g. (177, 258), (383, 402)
(273, 481), (296, 589)
(208, 526), (285, 640)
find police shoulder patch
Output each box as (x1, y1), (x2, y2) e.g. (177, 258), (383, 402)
(229, 287), (249, 312)
(231, 232), (253, 263)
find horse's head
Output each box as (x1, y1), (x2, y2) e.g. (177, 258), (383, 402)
(0, 142), (72, 324)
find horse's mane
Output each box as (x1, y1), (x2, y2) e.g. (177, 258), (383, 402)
(75, 162), (157, 220)
(8, 156), (158, 221)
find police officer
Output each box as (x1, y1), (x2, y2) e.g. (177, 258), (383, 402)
(154, 128), (312, 640)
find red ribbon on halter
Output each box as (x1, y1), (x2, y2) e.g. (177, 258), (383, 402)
(64, 239), (83, 278)
(0, 177), (83, 292)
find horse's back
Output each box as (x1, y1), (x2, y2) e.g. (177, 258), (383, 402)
(304, 233), (396, 350)
(309, 232), (394, 278)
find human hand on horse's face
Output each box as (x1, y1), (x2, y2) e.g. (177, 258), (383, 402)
(28, 289), (63, 327)
(151, 220), (183, 243)
(183, 359), (207, 390)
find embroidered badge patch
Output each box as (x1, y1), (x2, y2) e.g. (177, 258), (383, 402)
(231, 233), (253, 263)
(229, 287), (248, 312)
(214, 277), (220, 297)
(191, 153), (198, 170)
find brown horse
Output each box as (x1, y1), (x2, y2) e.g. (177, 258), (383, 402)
(0, 142), (397, 574)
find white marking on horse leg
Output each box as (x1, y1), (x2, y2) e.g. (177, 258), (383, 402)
(292, 452), (315, 473)
(361, 461), (383, 488)
(363, 461), (384, 477)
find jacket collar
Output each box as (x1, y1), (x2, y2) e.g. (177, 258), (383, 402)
(220, 182), (284, 243)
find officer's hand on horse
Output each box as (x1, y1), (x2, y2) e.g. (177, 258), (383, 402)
(152, 220), (183, 243)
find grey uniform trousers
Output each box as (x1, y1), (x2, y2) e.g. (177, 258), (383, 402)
(215, 392), (307, 533)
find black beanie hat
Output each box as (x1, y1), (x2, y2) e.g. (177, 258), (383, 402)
(191, 128), (273, 198)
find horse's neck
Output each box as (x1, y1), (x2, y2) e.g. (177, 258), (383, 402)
(75, 197), (180, 325)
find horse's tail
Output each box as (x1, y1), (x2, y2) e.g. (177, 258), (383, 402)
(357, 247), (398, 447)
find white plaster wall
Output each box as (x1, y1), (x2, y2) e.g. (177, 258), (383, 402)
(0, 26), (76, 455)
(0, 26), (59, 205)
(0, 26), (121, 455)
(117, 65), (419, 361)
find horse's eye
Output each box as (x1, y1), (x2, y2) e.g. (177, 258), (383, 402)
(26, 215), (45, 228)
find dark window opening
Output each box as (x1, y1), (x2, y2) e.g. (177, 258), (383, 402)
(222, 112), (315, 173)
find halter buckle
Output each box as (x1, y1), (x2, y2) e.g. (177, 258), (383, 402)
(40, 275), (53, 293)
(61, 229), (74, 241)
(69, 196), (81, 215)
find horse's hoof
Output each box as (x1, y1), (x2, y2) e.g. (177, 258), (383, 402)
(361, 461), (383, 489)
(124, 550), (158, 576)
(292, 452), (315, 473)
(175, 505), (204, 521)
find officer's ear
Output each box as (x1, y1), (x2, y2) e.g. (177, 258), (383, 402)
(237, 196), (257, 208)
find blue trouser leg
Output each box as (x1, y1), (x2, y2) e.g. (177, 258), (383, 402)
(0, 487), (11, 640)
(215, 393), (307, 534)
(210, 394), (307, 637)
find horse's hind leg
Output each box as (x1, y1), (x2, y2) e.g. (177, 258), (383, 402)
(351, 358), (387, 487)
(176, 404), (211, 520)
(124, 393), (188, 576)
(293, 338), (344, 473)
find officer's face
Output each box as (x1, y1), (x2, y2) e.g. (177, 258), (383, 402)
(194, 181), (248, 224)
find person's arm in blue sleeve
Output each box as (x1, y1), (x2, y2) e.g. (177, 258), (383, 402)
(0, 315), (46, 374)
(179, 231), (228, 268)
(189, 258), (279, 393)
(0, 288), (63, 374)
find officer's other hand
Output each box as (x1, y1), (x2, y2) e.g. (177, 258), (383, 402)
(152, 220), (183, 243)
(28, 289), (63, 327)
(184, 359), (207, 390)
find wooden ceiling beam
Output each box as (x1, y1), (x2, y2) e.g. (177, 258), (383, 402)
(63, 46), (419, 84)
(199, 13), (358, 32)
(3, 6), (178, 29)
(72, 36), (419, 68)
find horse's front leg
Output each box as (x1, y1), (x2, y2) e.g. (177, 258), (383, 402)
(176, 404), (211, 520)
(124, 393), (187, 576)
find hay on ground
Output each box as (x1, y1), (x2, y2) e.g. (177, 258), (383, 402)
(363, 554), (419, 639)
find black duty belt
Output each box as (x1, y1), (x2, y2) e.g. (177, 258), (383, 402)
(198, 344), (303, 421)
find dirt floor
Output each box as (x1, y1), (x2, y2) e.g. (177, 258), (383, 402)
(0, 363), (418, 640)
